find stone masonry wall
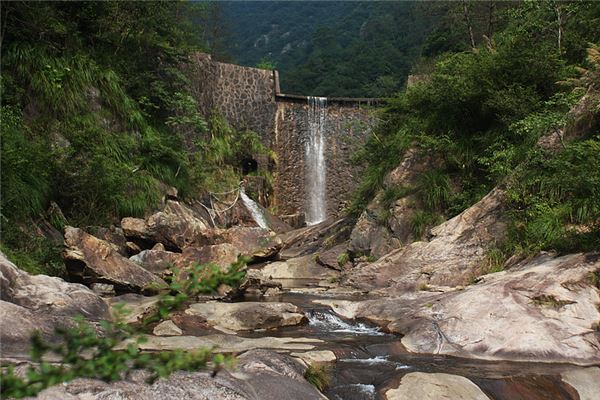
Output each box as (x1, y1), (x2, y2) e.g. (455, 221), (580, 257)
(186, 53), (379, 223)
(186, 53), (276, 146)
(274, 99), (377, 219)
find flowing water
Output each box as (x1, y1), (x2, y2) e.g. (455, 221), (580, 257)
(305, 96), (327, 225)
(241, 291), (587, 400)
(240, 187), (269, 229)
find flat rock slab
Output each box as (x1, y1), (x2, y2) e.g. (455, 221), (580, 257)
(186, 301), (305, 331)
(107, 294), (160, 325)
(323, 252), (600, 365)
(385, 372), (490, 400)
(561, 367), (600, 400)
(134, 334), (322, 353)
(291, 350), (336, 366)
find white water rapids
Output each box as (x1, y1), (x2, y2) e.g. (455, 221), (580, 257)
(305, 96), (327, 225)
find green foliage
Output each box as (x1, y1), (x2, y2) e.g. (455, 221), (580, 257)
(337, 252), (350, 267)
(223, 2), (431, 96)
(0, 258), (246, 398)
(304, 363), (332, 392)
(0, 106), (51, 222)
(351, 1), (600, 261)
(416, 170), (451, 212)
(506, 136), (600, 255)
(145, 256), (248, 325)
(410, 210), (443, 239)
(256, 57), (276, 70)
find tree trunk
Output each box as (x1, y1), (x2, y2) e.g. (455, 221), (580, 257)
(462, 1), (476, 49)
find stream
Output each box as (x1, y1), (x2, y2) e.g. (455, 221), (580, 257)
(241, 290), (585, 400)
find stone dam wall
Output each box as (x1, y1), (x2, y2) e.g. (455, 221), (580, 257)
(186, 53), (380, 223)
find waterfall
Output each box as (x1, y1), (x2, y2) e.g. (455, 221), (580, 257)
(240, 188), (269, 229)
(305, 96), (327, 225)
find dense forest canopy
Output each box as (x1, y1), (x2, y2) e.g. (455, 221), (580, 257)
(219, 1), (431, 97)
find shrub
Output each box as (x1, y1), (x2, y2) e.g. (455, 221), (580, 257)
(304, 363), (332, 391)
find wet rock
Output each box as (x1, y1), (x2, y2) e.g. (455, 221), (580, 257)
(152, 320), (182, 336)
(122, 200), (210, 250)
(346, 187), (506, 290)
(32, 350), (325, 400)
(328, 253), (600, 365)
(185, 301), (306, 331)
(385, 372), (490, 400)
(561, 367), (600, 400)
(63, 227), (166, 294)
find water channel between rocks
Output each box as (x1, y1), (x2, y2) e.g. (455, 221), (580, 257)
(239, 289), (588, 400)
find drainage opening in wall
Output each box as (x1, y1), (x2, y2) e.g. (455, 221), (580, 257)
(241, 158), (258, 175)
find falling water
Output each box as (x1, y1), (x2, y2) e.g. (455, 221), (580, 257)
(305, 96), (327, 225)
(240, 187), (269, 229)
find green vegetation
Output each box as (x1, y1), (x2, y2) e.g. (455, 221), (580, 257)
(337, 252), (350, 267)
(351, 1), (600, 258)
(304, 362), (332, 392)
(0, 258), (247, 398)
(0, 2), (269, 275)
(222, 2), (431, 96)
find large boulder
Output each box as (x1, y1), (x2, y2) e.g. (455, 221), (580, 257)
(279, 218), (353, 259)
(219, 226), (281, 260)
(324, 252), (600, 365)
(251, 255), (339, 289)
(384, 372), (490, 400)
(63, 227), (166, 294)
(348, 148), (435, 258)
(345, 187), (506, 290)
(0, 252), (109, 358)
(122, 200), (211, 251)
(130, 243), (240, 276)
(185, 301), (306, 331)
(32, 350), (326, 400)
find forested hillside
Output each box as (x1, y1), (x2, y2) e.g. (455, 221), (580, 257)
(0, 2), (268, 275)
(350, 1), (600, 262)
(221, 1), (431, 97)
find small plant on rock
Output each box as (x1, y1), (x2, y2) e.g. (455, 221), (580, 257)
(304, 362), (332, 392)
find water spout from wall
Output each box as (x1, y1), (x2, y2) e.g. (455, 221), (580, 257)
(305, 96), (327, 225)
(240, 187), (269, 229)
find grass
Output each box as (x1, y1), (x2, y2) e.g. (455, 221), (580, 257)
(337, 252), (350, 267)
(304, 363), (332, 391)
